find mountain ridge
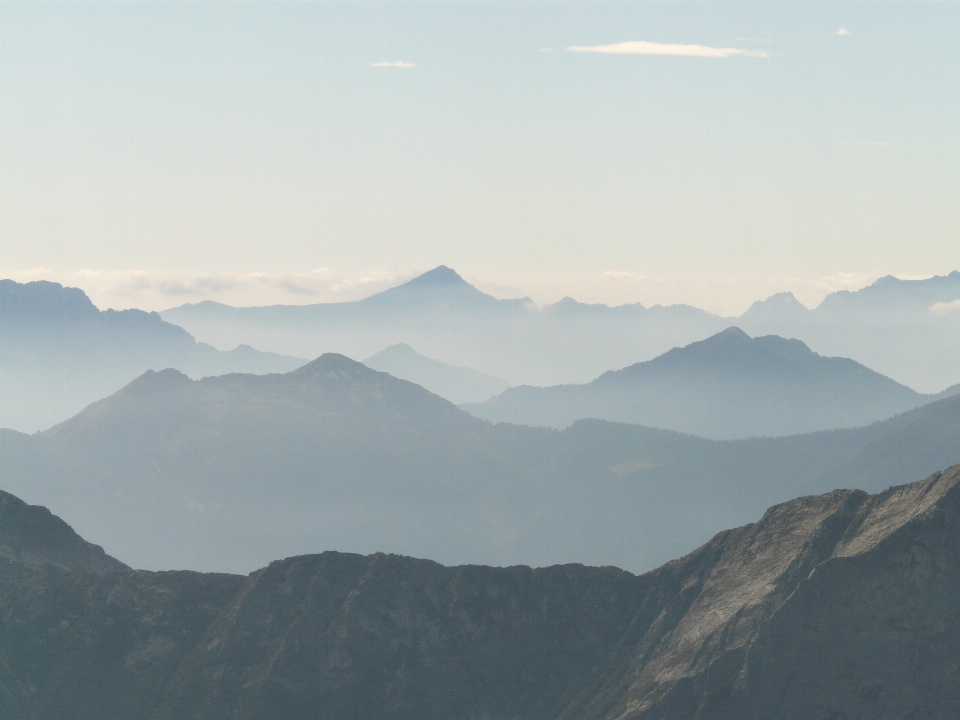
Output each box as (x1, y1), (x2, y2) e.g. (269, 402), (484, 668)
(465, 327), (929, 438)
(159, 266), (960, 393)
(0, 279), (306, 433)
(3, 465), (960, 718)
(3, 352), (960, 575)
(363, 343), (511, 404)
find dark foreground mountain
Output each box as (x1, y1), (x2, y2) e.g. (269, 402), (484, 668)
(0, 490), (127, 573)
(0, 279), (305, 432)
(3, 354), (960, 575)
(4, 466), (960, 719)
(464, 327), (944, 439)
(364, 342), (511, 404)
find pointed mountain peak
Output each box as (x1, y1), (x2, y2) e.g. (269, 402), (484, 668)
(707, 326), (751, 343)
(360, 266), (497, 307)
(291, 352), (374, 379)
(404, 265), (467, 289)
(365, 343), (420, 362)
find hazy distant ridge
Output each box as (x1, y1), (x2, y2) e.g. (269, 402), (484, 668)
(364, 343), (510, 404)
(463, 327), (943, 439)
(0, 279), (305, 432)
(3, 352), (959, 575)
(162, 267), (960, 393)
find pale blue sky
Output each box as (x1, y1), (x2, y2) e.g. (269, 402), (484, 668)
(2, 1), (958, 314)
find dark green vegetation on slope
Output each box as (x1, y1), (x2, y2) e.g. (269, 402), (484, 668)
(463, 327), (945, 438)
(3, 354), (960, 575)
(3, 466), (960, 719)
(0, 279), (304, 432)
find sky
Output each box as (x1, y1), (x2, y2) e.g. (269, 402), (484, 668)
(1, 1), (958, 316)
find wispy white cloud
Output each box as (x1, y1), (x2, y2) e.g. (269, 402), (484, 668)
(930, 299), (960, 317)
(567, 41), (769, 59)
(836, 28), (851, 36)
(371, 60), (415, 68)
(603, 271), (638, 280)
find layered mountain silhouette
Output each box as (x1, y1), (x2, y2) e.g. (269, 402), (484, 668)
(162, 266), (960, 392)
(0, 279), (305, 432)
(738, 271), (960, 392)
(3, 465), (960, 719)
(463, 327), (950, 438)
(3, 354), (960, 574)
(161, 266), (728, 387)
(364, 343), (510, 404)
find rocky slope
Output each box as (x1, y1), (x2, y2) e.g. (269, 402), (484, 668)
(463, 327), (938, 438)
(2, 466), (960, 719)
(0, 491), (127, 573)
(3, 353), (960, 575)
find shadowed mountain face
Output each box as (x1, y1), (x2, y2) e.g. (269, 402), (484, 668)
(0, 491), (127, 573)
(0, 280), (305, 433)
(2, 354), (960, 575)
(364, 343), (510, 404)
(162, 267), (960, 393)
(3, 466), (960, 719)
(463, 327), (935, 439)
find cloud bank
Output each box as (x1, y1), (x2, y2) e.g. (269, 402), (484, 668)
(567, 41), (769, 59)
(930, 299), (960, 317)
(371, 61), (415, 68)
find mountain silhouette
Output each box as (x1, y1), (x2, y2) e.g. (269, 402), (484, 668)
(463, 327), (934, 438)
(738, 271), (960, 392)
(0, 279), (305, 432)
(3, 465), (960, 718)
(3, 355), (960, 575)
(0, 490), (127, 573)
(161, 267), (960, 394)
(161, 266), (727, 388)
(364, 343), (510, 404)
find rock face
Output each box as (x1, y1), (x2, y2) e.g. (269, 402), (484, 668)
(0, 490), (127, 573)
(2, 465), (960, 719)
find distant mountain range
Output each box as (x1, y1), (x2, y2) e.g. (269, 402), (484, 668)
(3, 465), (960, 719)
(3, 353), (959, 575)
(161, 266), (730, 387)
(737, 271), (960, 393)
(364, 343), (510, 404)
(0, 279), (305, 432)
(464, 327), (958, 439)
(161, 266), (960, 392)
